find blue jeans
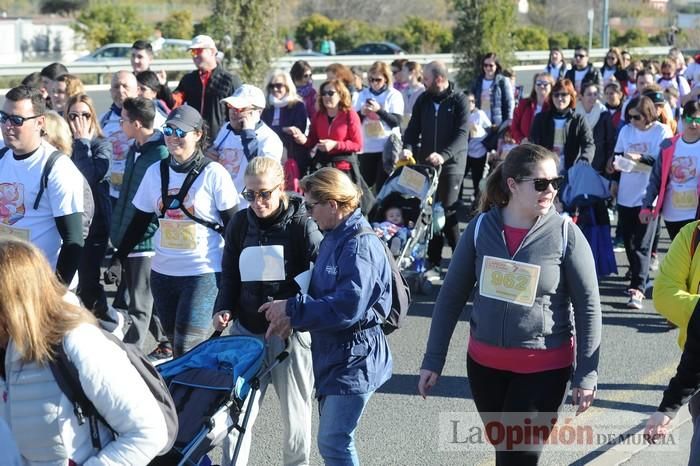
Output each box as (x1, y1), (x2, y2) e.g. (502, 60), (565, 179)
(317, 392), (373, 466)
(150, 271), (219, 357)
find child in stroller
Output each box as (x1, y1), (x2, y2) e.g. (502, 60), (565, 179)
(372, 205), (414, 256)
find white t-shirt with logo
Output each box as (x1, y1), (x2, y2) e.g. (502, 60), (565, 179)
(354, 87), (404, 153)
(662, 138), (700, 221)
(614, 121), (673, 207)
(467, 109), (492, 158)
(131, 160), (238, 276)
(100, 108), (133, 199)
(0, 142), (83, 269)
(211, 122), (283, 208)
(480, 79), (493, 120)
(574, 69), (588, 94)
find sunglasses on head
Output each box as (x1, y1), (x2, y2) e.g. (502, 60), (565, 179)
(241, 185), (280, 202)
(519, 176), (564, 192)
(162, 125), (189, 138)
(685, 115), (700, 125)
(68, 112), (91, 121)
(0, 111), (41, 127)
(320, 90), (337, 97)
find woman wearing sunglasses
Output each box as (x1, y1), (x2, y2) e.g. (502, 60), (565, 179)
(291, 60), (317, 121)
(354, 61), (403, 191)
(419, 144), (601, 465)
(600, 47), (627, 87)
(511, 72), (553, 144)
(530, 79), (595, 171)
(212, 157), (321, 465)
(610, 96), (673, 309)
(108, 105), (238, 356)
(470, 52), (514, 127)
(262, 69), (310, 180)
(64, 93), (113, 317)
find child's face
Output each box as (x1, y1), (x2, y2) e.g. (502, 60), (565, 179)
(385, 207), (403, 225)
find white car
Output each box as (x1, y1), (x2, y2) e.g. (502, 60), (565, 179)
(75, 39), (190, 62)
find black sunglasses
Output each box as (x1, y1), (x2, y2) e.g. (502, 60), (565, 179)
(320, 90), (337, 97)
(241, 185), (280, 202)
(519, 176), (564, 192)
(162, 125), (189, 138)
(574, 54), (586, 58)
(268, 83), (285, 90)
(629, 114), (643, 121)
(302, 73), (312, 79)
(0, 111), (41, 127)
(69, 112), (92, 121)
(369, 77), (384, 83)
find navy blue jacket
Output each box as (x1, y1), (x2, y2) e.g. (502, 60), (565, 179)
(71, 136), (111, 238)
(285, 209), (393, 396)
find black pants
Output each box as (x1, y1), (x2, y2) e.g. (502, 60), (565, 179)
(77, 234), (109, 317)
(359, 152), (386, 192)
(666, 218), (695, 242)
(463, 156), (487, 200)
(467, 355), (572, 466)
(121, 256), (157, 349)
(427, 171), (462, 266)
(618, 205), (654, 292)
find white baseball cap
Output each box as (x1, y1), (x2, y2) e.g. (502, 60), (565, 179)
(189, 35), (216, 50)
(221, 84), (266, 109)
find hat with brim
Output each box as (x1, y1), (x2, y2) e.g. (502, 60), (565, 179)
(165, 105), (203, 131)
(189, 35), (216, 50)
(221, 84), (266, 109)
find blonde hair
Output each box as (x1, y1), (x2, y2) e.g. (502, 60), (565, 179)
(368, 61), (393, 86)
(244, 156), (288, 202)
(43, 110), (73, 156)
(0, 238), (96, 363)
(265, 69), (302, 107)
(300, 167), (362, 214)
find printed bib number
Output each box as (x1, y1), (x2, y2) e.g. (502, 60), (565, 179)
(479, 256), (541, 307)
(0, 224), (30, 241)
(365, 120), (385, 138)
(397, 166), (425, 195)
(671, 189), (698, 210)
(110, 171), (124, 188)
(159, 219), (197, 250)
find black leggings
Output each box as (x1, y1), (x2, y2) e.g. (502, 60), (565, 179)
(427, 172), (462, 266)
(358, 152), (386, 192)
(666, 218), (695, 242)
(467, 355), (572, 466)
(463, 155), (487, 199)
(617, 205), (654, 292)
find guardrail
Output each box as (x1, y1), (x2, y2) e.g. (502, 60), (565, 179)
(0, 46), (675, 81)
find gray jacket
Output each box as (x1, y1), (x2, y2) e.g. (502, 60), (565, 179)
(421, 208), (601, 389)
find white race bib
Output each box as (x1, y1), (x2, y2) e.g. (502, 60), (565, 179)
(159, 219), (198, 250)
(479, 256), (541, 307)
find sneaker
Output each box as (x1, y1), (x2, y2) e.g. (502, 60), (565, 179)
(626, 290), (644, 310)
(649, 254), (659, 272)
(148, 343), (173, 366)
(613, 239), (625, 253)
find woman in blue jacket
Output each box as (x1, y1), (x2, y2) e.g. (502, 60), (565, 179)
(470, 52), (515, 127)
(261, 167), (393, 466)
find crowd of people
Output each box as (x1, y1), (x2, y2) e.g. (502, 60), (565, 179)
(2, 33), (700, 465)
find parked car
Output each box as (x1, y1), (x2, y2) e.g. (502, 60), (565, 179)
(336, 42), (405, 56)
(75, 39), (190, 62)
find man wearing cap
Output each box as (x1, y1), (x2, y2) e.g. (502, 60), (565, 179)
(208, 84), (283, 205)
(172, 35), (241, 139)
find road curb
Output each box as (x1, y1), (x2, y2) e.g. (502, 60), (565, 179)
(587, 404), (691, 466)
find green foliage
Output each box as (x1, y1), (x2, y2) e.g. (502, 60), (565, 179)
(332, 19), (383, 52)
(295, 13), (339, 49)
(72, 4), (150, 49)
(41, 0), (87, 15)
(512, 26), (549, 51)
(453, 0), (516, 88)
(387, 16), (452, 53)
(610, 28), (651, 48)
(548, 32), (570, 49)
(158, 10), (194, 40)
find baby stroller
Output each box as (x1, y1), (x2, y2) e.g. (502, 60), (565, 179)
(150, 334), (286, 466)
(369, 163), (441, 294)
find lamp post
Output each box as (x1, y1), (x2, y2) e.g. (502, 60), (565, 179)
(602, 0), (610, 49)
(587, 8), (595, 52)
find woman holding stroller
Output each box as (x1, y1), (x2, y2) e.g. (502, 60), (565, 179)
(212, 157), (322, 465)
(0, 238), (168, 465)
(418, 144), (602, 466)
(260, 167), (393, 466)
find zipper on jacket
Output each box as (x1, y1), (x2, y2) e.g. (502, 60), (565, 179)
(433, 105), (439, 153)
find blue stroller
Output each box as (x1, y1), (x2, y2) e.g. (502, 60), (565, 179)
(150, 335), (286, 466)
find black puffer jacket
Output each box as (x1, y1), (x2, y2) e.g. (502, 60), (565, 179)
(214, 195), (323, 334)
(174, 65), (241, 140)
(529, 108), (595, 170)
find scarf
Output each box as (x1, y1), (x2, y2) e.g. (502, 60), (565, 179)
(393, 82), (409, 92)
(169, 150), (202, 173)
(269, 95), (291, 108)
(369, 85), (388, 97)
(297, 81), (314, 98)
(575, 101), (605, 130)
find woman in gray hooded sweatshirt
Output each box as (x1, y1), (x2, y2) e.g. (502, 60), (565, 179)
(418, 144), (602, 465)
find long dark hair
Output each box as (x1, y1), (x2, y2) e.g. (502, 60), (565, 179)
(479, 144), (559, 212)
(136, 71), (175, 109)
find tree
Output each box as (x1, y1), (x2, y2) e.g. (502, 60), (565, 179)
(158, 10), (194, 40)
(387, 16), (453, 53)
(40, 0), (87, 16)
(453, 0), (516, 88)
(512, 26), (549, 52)
(72, 4), (150, 49)
(295, 13), (339, 51)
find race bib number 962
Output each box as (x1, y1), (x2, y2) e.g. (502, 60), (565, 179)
(479, 256), (541, 307)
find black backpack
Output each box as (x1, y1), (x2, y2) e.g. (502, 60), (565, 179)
(0, 148), (95, 239)
(158, 156), (224, 235)
(355, 227), (411, 334)
(49, 327), (178, 455)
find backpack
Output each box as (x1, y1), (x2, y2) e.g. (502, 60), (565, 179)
(355, 227), (411, 334)
(48, 327), (178, 455)
(159, 156), (224, 235)
(0, 147), (94, 239)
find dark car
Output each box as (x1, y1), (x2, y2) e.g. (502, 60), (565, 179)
(337, 42), (405, 56)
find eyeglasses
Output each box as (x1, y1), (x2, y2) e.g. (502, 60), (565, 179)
(553, 92), (570, 99)
(304, 200), (323, 212)
(628, 113), (643, 121)
(162, 125), (189, 138)
(241, 185), (280, 202)
(535, 80), (551, 87)
(302, 73), (312, 79)
(684, 115), (700, 125)
(68, 112), (91, 121)
(190, 48), (206, 57)
(574, 54), (586, 59)
(268, 83), (285, 90)
(518, 176), (564, 192)
(369, 77), (384, 83)
(320, 90), (337, 97)
(483, 63), (496, 68)
(0, 111), (41, 127)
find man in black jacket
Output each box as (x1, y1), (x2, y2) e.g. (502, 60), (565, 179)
(173, 35), (241, 141)
(564, 46), (602, 96)
(402, 60), (469, 272)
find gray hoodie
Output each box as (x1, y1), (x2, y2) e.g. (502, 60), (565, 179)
(421, 207), (601, 390)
